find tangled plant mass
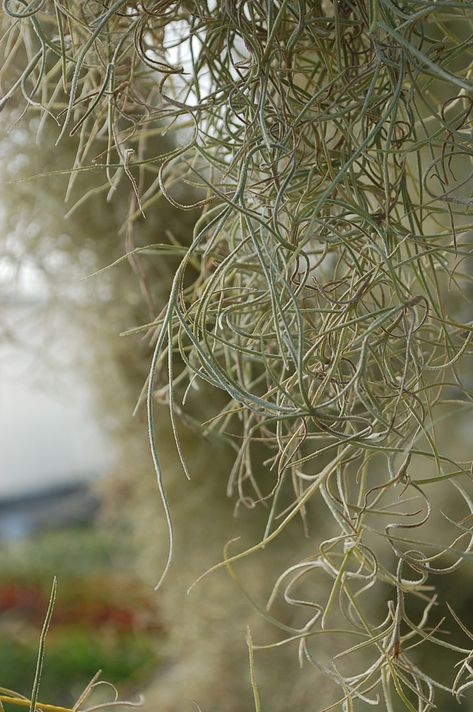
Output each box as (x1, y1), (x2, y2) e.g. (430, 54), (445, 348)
(2, 1), (473, 709)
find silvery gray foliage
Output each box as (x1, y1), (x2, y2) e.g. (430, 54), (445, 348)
(2, 2), (473, 709)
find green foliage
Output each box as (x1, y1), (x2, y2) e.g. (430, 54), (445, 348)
(0, 528), (124, 578)
(0, 629), (157, 704)
(0, 530), (160, 706)
(2, 1), (473, 710)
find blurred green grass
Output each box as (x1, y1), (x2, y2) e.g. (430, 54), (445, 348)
(0, 629), (157, 702)
(0, 527), (161, 705)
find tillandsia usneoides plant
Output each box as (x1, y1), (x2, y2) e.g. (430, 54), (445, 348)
(2, 1), (473, 709)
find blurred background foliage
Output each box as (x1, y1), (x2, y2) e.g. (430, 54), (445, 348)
(0, 528), (159, 703)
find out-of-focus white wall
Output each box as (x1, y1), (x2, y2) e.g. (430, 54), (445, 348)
(0, 279), (112, 499)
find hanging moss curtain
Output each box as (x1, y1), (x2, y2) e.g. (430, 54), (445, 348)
(2, 2), (473, 709)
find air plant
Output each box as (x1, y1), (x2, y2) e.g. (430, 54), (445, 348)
(2, 2), (473, 709)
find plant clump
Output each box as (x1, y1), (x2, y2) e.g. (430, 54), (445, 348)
(2, 2), (473, 710)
